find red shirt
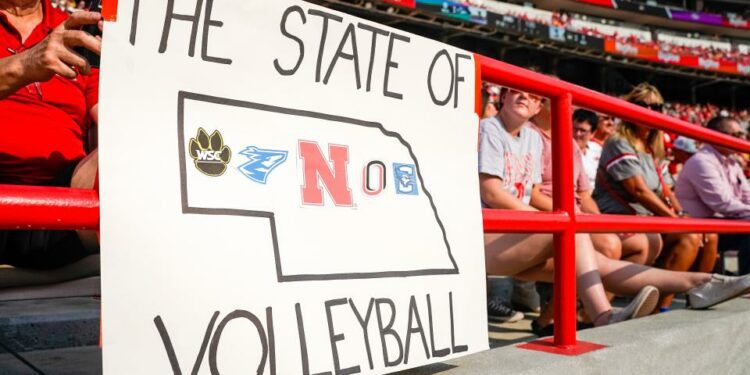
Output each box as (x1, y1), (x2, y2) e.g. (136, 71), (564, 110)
(0, 1), (99, 186)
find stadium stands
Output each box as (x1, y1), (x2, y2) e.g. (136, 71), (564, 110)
(385, 0), (750, 77)
(575, 0), (750, 30)
(3, 0), (750, 371)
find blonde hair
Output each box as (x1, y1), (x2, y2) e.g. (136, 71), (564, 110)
(614, 83), (665, 160)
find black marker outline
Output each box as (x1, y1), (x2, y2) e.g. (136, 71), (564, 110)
(177, 91), (458, 282)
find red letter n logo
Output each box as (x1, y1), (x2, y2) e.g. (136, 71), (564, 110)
(299, 141), (353, 206)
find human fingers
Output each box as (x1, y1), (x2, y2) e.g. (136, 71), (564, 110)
(63, 11), (102, 30)
(48, 57), (78, 79)
(57, 46), (91, 75)
(62, 29), (101, 56)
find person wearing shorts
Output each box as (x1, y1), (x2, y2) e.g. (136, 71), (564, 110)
(480, 85), (750, 326)
(593, 83), (716, 311)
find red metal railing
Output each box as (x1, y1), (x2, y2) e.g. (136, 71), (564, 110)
(477, 54), (750, 353)
(0, 185), (98, 230)
(2, 53), (750, 355)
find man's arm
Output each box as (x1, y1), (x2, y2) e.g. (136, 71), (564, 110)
(480, 173), (537, 211)
(0, 11), (101, 100)
(739, 167), (750, 204)
(689, 161), (750, 218)
(0, 54), (27, 99)
(665, 185), (685, 215)
(529, 184), (553, 211)
(579, 190), (601, 214)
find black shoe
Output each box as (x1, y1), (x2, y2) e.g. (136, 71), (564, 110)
(487, 297), (524, 323)
(530, 320), (594, 337)
(531, 320), (554, 337)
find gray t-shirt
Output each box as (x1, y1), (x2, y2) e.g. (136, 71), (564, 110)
(593, 136), (668, 215)
(478, 116), (543, 206)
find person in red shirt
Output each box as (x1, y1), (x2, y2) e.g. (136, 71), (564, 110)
(0, 0), (101, 271)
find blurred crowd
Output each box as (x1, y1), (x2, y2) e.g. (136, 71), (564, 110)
(655, 41), (749, 65)
(51, 0), (88, 12)
(665, 102), (750, 130)
(457, 0), (750, 65)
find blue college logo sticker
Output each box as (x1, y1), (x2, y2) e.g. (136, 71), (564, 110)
(238, 146), (288, 184)
(393, 163), (419, 195)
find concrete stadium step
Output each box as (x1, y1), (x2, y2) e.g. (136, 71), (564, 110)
(403, 297), (750, 375)
(0, 276), (100, 303)
(0, 345), (101, 374)
(0, 297), (100, 353)
(3, 297), (750, 373)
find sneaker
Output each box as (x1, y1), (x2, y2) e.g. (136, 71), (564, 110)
(487, 297), (524, 323)
(511, 279), (541, 313)
(687, 274), (750, 309)
(607, 285), (659, 324)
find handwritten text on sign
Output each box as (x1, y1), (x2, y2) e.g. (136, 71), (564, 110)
(99, 1), (487, 374)
(128, 0), (473, 107)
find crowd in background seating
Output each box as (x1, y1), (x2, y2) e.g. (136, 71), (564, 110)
(486, 82), (750, 131)
(665, 102), (750, 130)
(455, 1), (750, 66)
(51, 0), (88, 12)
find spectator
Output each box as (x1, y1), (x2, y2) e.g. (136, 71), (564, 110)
(530, 97), (659, 266)
(528, 93), (660, 334)
(669, 136), (698, 182)
(0, 0), (101, 277)
(593, 83), (716, 311)
(591, 114), (617, 146)
(482, 83), (500, 119)
(480, 86), (750, 326)
(573, 109), (602, 189)
(675, 116), (750, 275)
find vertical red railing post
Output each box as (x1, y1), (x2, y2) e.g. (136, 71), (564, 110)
(551, 93), (577, 347)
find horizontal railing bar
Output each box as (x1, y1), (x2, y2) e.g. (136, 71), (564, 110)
(482, 209), (570, 233)
(483, 209), (750, 234)
(477, 55), (750, 154)
(0, 184), (99, 230)
(577, 214), (750, 234)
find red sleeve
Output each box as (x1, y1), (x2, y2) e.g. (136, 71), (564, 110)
(85, 67), (100, 111)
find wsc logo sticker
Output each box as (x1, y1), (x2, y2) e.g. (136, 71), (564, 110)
(188, 128), (232, 176)
(238, 146), (288, 184)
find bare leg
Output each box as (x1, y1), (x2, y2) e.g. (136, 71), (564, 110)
(645, 233), (663, 265)
(0, 255), (100, 289)
(486, 233), (612, 325)
(695, 233), (718, 273)
(484, 233), (554, 276)
(71, 150), (99, 252)
(593, 251), (710, 295)
(656, 233), (701, 309)
(591, 233), (621, 303)
(620, 233), (646, 265)
(590, 233), (621, 261)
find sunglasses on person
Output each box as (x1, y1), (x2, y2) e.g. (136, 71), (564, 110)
(634, 101), (663, 112)
(723, 130), (747, 139)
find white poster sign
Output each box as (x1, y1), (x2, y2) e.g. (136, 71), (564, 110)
(99, 0), (487, 373)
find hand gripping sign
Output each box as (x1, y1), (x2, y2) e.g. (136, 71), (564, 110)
(99, 0), (487, 373)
